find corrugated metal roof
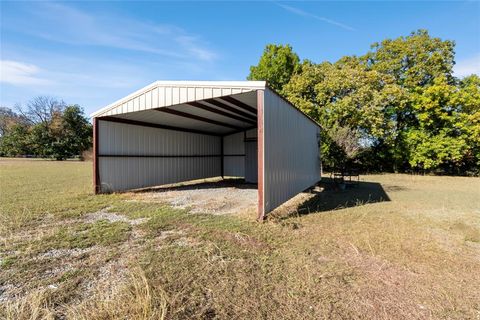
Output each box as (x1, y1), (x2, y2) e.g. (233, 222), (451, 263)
(91, 80), (266, 118)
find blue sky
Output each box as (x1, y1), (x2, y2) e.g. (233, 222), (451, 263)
(1, 1), (479, 116)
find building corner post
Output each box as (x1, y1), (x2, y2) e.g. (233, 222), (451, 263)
(257, 90), (265, 221)
(93, 117), (100, 194)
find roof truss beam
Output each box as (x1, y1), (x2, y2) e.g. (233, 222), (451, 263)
(187, 101), (256, 125)
(222, 125), (257, 137)
(203, 98), (257, 121)
(98, 116), (221, 136)
(219, 96), (257, 115)
(156, 107), (243, 130)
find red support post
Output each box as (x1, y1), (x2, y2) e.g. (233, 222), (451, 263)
(93, 118), (100, 194)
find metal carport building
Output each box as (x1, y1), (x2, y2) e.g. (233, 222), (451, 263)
(91, 81), (321, 219)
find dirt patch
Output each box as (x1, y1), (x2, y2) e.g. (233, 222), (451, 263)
(138, 180), (258, 215)
(84, 207), (148, 225)
(34, 247), (94, 261)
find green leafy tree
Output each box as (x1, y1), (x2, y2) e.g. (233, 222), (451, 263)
(248, 44), (300, 92)
(457, 75), (480, 172)
(404, 76), (479, 172)
(364, 29), (455, 89)
(406, 129), (467, 171)
(56, 105), (93, 159)
(282, 60), (327, 120)
(0, 97), (92, 160)
(284, 58), (405, 169)
(250, 31), (476, 174)
(28, 123), (55, 158)
(0, 124), (31, 156)
(39, 105), (92, 160)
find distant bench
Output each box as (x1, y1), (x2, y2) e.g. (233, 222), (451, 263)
(331, 169), (360, 186)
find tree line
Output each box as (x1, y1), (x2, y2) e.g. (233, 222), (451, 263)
(1, 30), (478, 173)
(248, 30), (480, 175)
(0, 97), (92, 160)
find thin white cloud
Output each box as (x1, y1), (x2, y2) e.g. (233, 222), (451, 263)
(5, 2), (218, 62)
(0, 60), (52, 86)
(276, 3), (355, 31)
(175, 35), (218, 62)
(454, 54), (480, 77)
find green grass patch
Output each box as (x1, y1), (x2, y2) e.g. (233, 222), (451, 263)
(0, 160), (126, 232)
(35, 220), (131, 252)
(0, 256), (17, 268)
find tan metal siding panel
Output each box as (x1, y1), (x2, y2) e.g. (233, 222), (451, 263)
(263, 89), (321, 213)
(98, 120), (221, 192)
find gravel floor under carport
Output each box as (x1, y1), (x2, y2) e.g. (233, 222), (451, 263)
(132, 177), (322, 217)
(134, 178), (259, 215)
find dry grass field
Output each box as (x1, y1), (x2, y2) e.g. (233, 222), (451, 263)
(0, 159), (479, 319)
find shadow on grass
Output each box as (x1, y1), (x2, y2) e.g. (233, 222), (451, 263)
(279, 177), (391, 219)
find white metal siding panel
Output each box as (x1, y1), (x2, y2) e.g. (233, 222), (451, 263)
(99, 157), (220, 192)
(263, 89), (321, 213)
(223, 131), (245, 177)
(223, 132), (244, 155)
(245, 141), (258, 183)
(203, 88), (213, 99)
(165, 87), (172, 108)
(223, 157), (244, 177)
(145, 90), (152, 109)
(245, 128), (257, 139)
(98, 120), (221, 192)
